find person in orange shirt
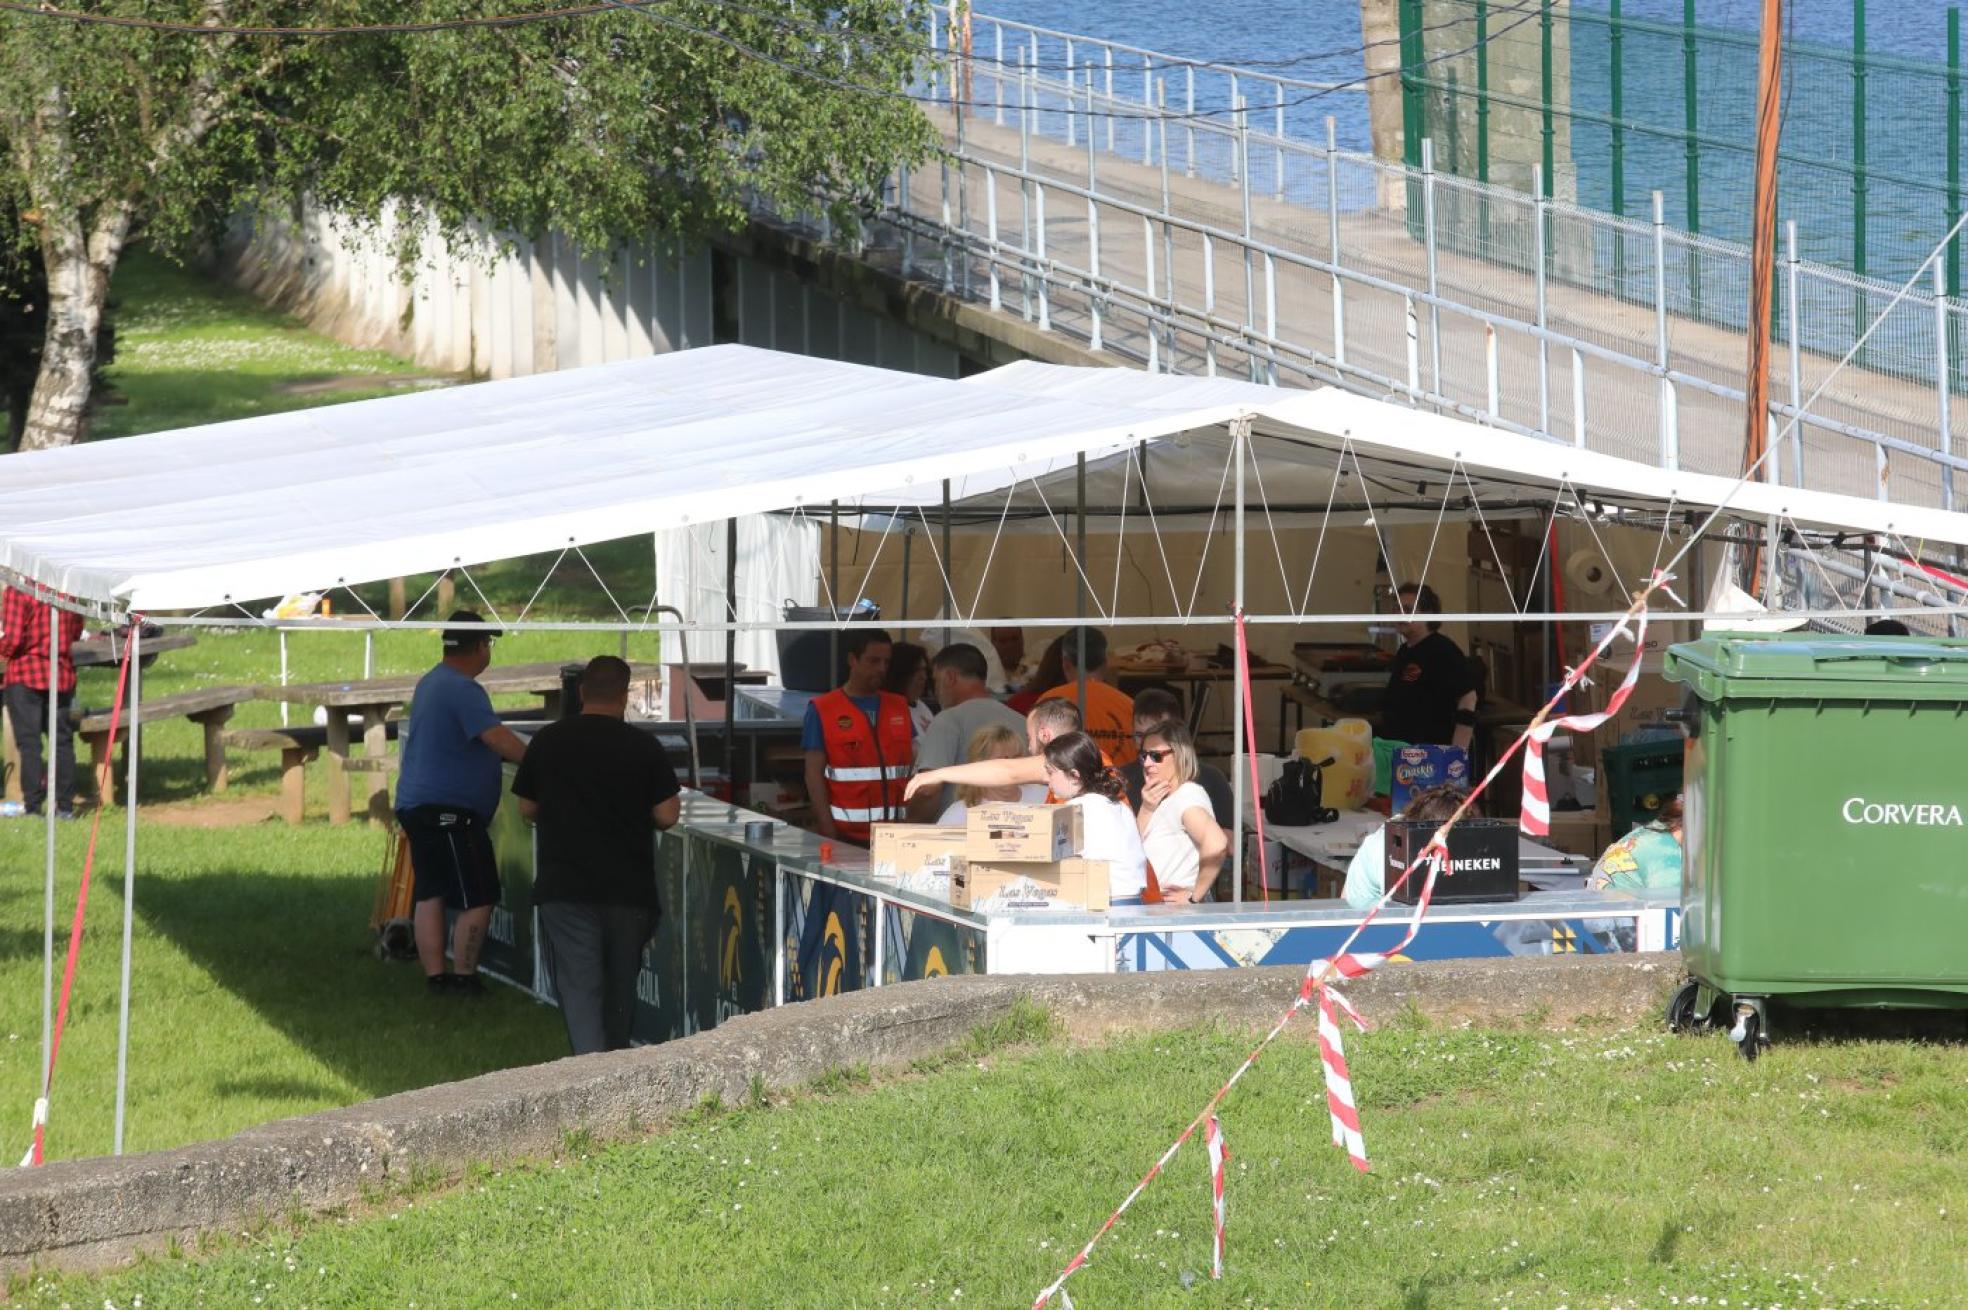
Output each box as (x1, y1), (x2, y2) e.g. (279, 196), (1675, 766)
(1036, 626), (1136, 766)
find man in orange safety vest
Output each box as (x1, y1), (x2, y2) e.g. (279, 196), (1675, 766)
(802, 627), (915, 845)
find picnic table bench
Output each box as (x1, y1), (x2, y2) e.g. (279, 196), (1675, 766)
(77, 685), (258, 805)
(223, 710), (551, 826)
(256, 661), (657, 824)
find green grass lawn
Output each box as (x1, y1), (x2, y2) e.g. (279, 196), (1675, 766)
(91, 250), (430, 441)
(22, 1017), (1965, 1308)
(0, 821), (567, 1163)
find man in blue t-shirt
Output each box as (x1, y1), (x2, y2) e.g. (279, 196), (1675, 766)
(395, 611), (529, 997)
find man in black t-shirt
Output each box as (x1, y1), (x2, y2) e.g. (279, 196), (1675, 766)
(513, 656), (681, 1055)
(1379, 582), (1477, 751)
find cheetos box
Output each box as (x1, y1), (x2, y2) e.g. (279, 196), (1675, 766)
(949, 857), (1111, 912)
(868, 824), (968, 880)
(964, 802), (1084, 863)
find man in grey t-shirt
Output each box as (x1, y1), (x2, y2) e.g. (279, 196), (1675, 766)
(904, 643), (1026, 822)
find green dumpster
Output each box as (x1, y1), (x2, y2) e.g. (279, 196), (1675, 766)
(1662, 634), (1968, 1056)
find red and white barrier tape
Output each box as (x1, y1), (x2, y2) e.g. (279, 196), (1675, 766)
(1204, 1115), (1228, 1278)
(1030, 583), (1663, 1306)
(1520, 608), (1649, 837)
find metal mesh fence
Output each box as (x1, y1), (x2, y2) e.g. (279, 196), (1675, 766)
(1409, 0), (1967, 291)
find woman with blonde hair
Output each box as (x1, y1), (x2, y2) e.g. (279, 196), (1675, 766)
(935, 723), (1045, 827)
(1134, 719), (1228, 903)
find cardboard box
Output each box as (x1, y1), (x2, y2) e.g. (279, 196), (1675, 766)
(868, 824), (968, 880)
(1541, 810), (1610, 860)
(949, 857), (1111, 911)
(964, 802), (1084, 863)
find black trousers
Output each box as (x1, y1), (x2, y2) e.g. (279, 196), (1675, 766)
(4, 684), (74, 815)
(538, 901), (656, 1056)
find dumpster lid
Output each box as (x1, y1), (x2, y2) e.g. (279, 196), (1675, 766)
(1665, 634), (1968, 697)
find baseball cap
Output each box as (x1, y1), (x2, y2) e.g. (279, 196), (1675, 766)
(441, 610), (503, 651)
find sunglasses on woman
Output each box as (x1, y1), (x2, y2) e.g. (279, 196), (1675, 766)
(1140, 748), (1172, 763)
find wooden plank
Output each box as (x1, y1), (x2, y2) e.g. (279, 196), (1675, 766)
(280, 746), (317, 826)
(361, 706), (391, 823)
(324, 710), (351, 826)
(75, 685), (258, 734)
(223, 728), (319, 751)
(192, 705), (234, 793)
(341, 756), (396, 775)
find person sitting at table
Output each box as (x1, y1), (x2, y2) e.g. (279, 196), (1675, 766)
(1134, 719), (1228, 903)
(1037, 625), (1136, 766)
(1005, 634), (1065, 715)
(882, 641), (934, 737)
(936, 723), (1047, 827)
(1120, 687), (1234, 828)
(1340, 783), (1469, 909)
(906, 642), (1028, 822)
(1864, 618), (1911, 636)
(1586, 795), (1684, 893)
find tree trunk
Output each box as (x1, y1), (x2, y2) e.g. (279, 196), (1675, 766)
(19, 204), (129, 451)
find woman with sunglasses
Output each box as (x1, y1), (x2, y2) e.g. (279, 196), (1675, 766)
(1134, 719), (1228, 903)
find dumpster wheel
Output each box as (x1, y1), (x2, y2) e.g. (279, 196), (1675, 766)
(1727, 1000), (1770, 1062)
(1665, 978), (1719, 1034)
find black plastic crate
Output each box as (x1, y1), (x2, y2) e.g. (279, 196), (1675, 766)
(1386, 816), (1520, 905)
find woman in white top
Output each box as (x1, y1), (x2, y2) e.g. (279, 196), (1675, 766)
(1039, 732), (1149, 903)
(1134, 720), (1228, 903)
(907, 730), (1148, 902)
(936, 723), (1048, 827)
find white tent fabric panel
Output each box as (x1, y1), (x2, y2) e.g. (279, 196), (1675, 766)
(654, 515), (820, 681)
(0, 347), (1254, 610)
(4, 343), (1965, 612)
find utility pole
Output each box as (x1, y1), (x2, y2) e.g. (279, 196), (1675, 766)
(1742, 0), (1784, 594)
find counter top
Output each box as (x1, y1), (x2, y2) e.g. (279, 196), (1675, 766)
(671, 794), (1669, 931)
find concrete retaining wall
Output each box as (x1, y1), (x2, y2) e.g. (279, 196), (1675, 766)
(214, 203), (1034, 382)
(0, 954), (1675, 1276)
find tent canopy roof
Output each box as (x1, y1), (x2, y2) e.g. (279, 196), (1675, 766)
(2, 344), (1959, 611)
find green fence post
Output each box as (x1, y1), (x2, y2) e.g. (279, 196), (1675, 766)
(1611, 0), (1625, 289)
(1400, 0), (1422, 170)
(1540, 0), (1555, 198)
(1854, 0), (1868, 361)
(1950, 9), (1961, 300)
(1477, 0), (1491, 252)
(1950, 9), (1962, 395)
(1682, 0), (1702, 322)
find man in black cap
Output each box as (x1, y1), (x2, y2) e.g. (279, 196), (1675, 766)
(395, 611), (529, 997)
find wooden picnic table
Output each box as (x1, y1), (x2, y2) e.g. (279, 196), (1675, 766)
(257, 660), (658, 824)
(73, 631), (198, 669)
(1111, 657), (1295, 739)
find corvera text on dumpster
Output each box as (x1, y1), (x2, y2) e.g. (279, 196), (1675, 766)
(1840, 798), (1965, 826)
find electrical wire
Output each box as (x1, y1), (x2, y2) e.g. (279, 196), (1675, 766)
(1, 0), (1549, 128)
(598, 0), (1550, 125)
(0, 0), (671, 35)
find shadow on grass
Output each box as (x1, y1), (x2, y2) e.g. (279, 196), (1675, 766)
(135, 868), (563, 1101)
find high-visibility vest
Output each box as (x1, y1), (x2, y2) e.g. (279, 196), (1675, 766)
(815, 687), (914, 843)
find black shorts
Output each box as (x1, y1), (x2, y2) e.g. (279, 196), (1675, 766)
(397, 805), (501, 911)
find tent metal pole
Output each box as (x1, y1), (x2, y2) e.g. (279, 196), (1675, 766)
(1075, 454), (1088, 717)
(942, 480), (954, 642)
(899, 527), (913, 643)
(114, 622), (140, 1154)
(724, 517), (738, 798)
(829, 501), (841, 683)
(40, 604), (57, 1138)
(1232, 417), (1247, 904)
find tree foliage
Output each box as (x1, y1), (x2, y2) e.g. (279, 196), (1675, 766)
(0, 1), (938, 447)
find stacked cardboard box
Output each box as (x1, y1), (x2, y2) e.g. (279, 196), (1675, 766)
(868, 824), (968, 881)
(952, 803), (1109, 911)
